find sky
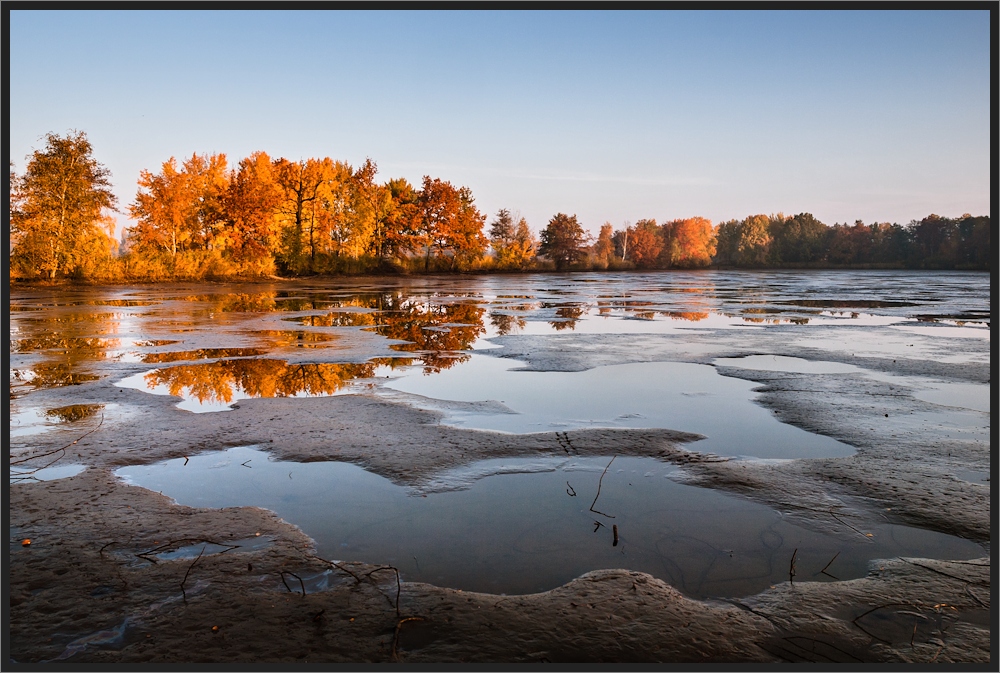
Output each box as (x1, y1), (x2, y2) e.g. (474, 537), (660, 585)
(8, 9), (992, 237)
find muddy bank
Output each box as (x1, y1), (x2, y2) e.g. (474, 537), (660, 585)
(10, 388), (709, 482)
(9, 469), (989, 664)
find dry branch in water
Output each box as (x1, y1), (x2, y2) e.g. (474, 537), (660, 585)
(590, 455), (617, 519)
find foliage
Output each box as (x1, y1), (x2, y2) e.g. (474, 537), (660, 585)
(10, 129), (990, 282)
(539, 213), (589, 271)
(10, 131), (118, 279)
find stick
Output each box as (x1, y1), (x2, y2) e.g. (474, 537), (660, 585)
(789, 548), (798, 583)
(566, 481), (576, 497)
(391, 617), (425, 661)
(181, 544), (206, 603)
(278, 570), (306, 596)
(819, 551), (840, 578)
(612, 525), (619, 547)
(590, 455), (617, 519)
(10, 412), (104, 467)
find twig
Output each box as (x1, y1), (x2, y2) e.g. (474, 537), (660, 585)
(818, 551), (840, 578)
(789, 548), (797, 583)
(241, 459), (252, 468)
(391, 617), (425, 661)
(612, 525), (619, 547)
(10, 412), (105, 473)
(590, 455), (617, 519)
(180, 544), (206, 604)
(566, 481), (576, 497)
(279, 570), (306, 596)
(829, 509), (872, 540)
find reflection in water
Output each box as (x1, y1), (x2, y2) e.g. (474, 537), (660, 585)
(11, 365), (101, 389)
(489, 312), (526, 336)
(45, 404), (105, 422)
(117, 448), (986, 599)
(136, 358), (402, 407)
(250, 331), (339, 349)
(140, 348), (266, 363)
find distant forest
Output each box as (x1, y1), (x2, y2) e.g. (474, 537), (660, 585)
(8, 132), (991, 282)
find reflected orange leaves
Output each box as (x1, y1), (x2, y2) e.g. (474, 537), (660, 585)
(489, 312), (526, 336)
(140, 348), (266, 363)
(143, 358), (402, 405)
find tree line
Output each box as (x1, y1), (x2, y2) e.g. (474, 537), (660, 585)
(8, 131), (991, 281)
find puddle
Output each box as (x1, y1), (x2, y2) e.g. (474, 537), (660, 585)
(116, 446), (984, 600)
(714, 355), (860, 374)
(953, 469), (990, 485)
(115, 359), (403, 412)
(145, 535), (273, 561)
(10, 404), (109, 436)
(10, 464), (86, 483)
(382, 355), (854, 459)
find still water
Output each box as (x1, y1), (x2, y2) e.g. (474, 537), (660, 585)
(10, 270), (990, 597)
(116, 446), (984, 599)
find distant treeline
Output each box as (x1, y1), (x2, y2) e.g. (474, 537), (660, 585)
(8, 132), (991, 282)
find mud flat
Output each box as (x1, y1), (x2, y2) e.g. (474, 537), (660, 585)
(8, 273), (992, 664)
(9, 389), (991, 664)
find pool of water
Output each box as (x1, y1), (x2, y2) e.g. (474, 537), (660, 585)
(116, 446), (985, 599)
(381, 355), (854, 459)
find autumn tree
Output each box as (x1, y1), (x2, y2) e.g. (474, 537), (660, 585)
(222, 151), (282, 267)
(415, 177), (487, 270)
(539, 213), (589, 271)
(10, 131), (118, 279)
(592, 222), (615, 269)
(382, 177), (423, 260)
(272, 157), (338, 273)
(129, 153), (228, 256)
(663, 217), (716, 268)
(627, 219), (663, 268)
(490, 209), (536, 270)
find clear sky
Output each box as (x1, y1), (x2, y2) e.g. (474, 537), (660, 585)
(8, 8), (991, 237)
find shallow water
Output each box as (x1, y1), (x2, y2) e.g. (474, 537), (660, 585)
(382, 356), (854, 459)
(117, 446), (985, 599)
(11, 271), (991, 598)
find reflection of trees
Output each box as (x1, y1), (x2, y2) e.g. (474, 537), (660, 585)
(11, 336), (122, 354)
(9, 311), (122, 391)
(660, 311), (709, 321)
(143, 358), (408, 404)
(489, 312), (526, 335)
(287, 312), (377, 327)
(549, 305), (584, 330)
(141, 348), (265, 363)
(251, 330), (338, 348)
(11, 364), (101, 388)
(46, 404), (104, 422)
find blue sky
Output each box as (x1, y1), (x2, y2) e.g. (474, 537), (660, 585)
(8, 9), (991, 237)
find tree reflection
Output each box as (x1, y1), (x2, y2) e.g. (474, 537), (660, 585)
(489, 312), (526, 335)
(143, 358), (409, 405)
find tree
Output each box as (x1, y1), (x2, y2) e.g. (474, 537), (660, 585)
(592, 223), (615, 269)
(416, 177), (487, 270)
(736, 214), (772, 266)
(129, 152), (229, 257)
(222, 151), (282, 265)
(663, 217), (716, 267)
(627, 219), (663, 268)
(10, 131), (118, 279)
(272, 157), (338, 272)
(491, 209), (536, 270)
(539, 213), (589, 271)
